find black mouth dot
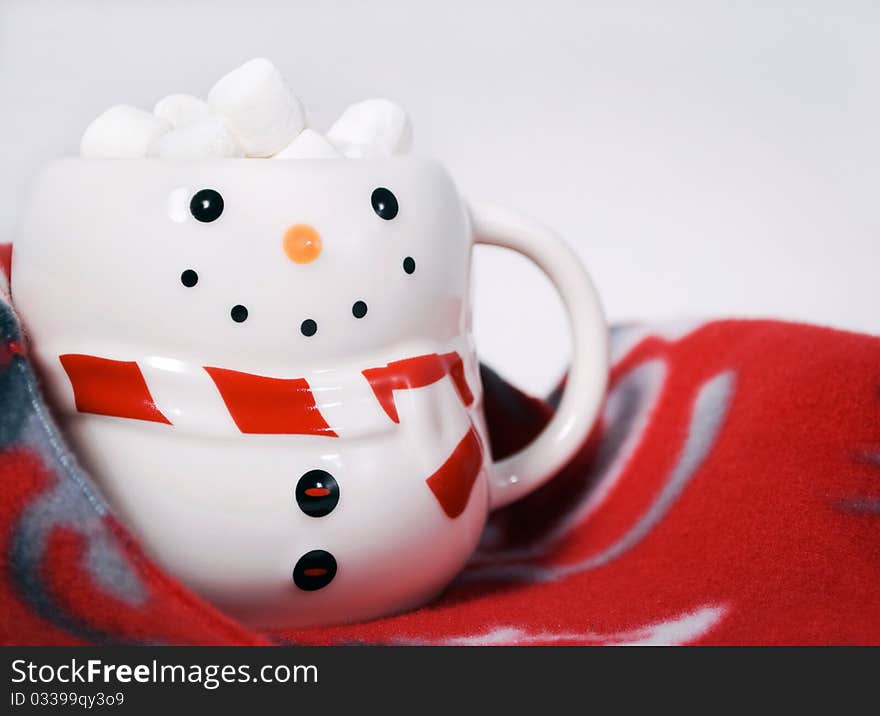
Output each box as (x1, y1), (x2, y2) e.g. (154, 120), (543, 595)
(352, 300), (368, 319)
(301, 318), (318, 337)
(230, 305), (248, 323)
(180, 269), (198, 287)
(403, 257), (416, 274)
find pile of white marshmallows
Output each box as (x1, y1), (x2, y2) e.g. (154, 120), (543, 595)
(80, 58), (412, 160)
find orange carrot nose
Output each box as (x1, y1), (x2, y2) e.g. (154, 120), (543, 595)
(283, 224), (322, 264)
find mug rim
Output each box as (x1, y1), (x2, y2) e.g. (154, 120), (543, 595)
(44, 154), (445, 169)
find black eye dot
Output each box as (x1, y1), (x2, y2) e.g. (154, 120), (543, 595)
(230, 305), (248, 323)
(180, 269), (198, 287)
(301, 318), (318, 337)
(403, 256), (416, 274)
(190, 189), (224, 223)
(371, 187), (398, 220)
(352, 300), (368, 319)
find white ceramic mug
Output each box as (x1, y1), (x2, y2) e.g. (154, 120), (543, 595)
(12, 157), (608, 628)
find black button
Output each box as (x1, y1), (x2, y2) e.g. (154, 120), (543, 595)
(295, 470), (339, 517)
(293, 550), (337, 591)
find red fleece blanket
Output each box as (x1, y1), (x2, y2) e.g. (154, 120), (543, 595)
(1, 257), (878, 643)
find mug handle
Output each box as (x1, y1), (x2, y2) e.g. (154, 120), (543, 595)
(468, 201), (609, 510)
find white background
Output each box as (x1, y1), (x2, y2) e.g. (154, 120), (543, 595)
(1, 0), (877, 394)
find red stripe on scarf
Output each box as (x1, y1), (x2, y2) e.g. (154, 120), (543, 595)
(204, 367), (337, 437)
(0, 243), (12, 285)
(59, 354), (171, 424)
(425, 426), (483, 518)
(362, 352), (474, 423)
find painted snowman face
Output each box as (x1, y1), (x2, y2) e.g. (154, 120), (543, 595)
(18, 158), (471, 369)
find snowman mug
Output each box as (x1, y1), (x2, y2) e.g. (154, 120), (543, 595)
(12, 157), (608, 628)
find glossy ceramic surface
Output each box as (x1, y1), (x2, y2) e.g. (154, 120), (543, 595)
(12, 158), (608, 627)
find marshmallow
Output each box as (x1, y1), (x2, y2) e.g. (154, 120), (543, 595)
(152, 117), (243, 159)
(80, 105), (171, 158)
(153, 94), (212, 128)
(326, 99), (413, 158)
(208, 58), (306, 158)
(272, 129), (341, 159)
